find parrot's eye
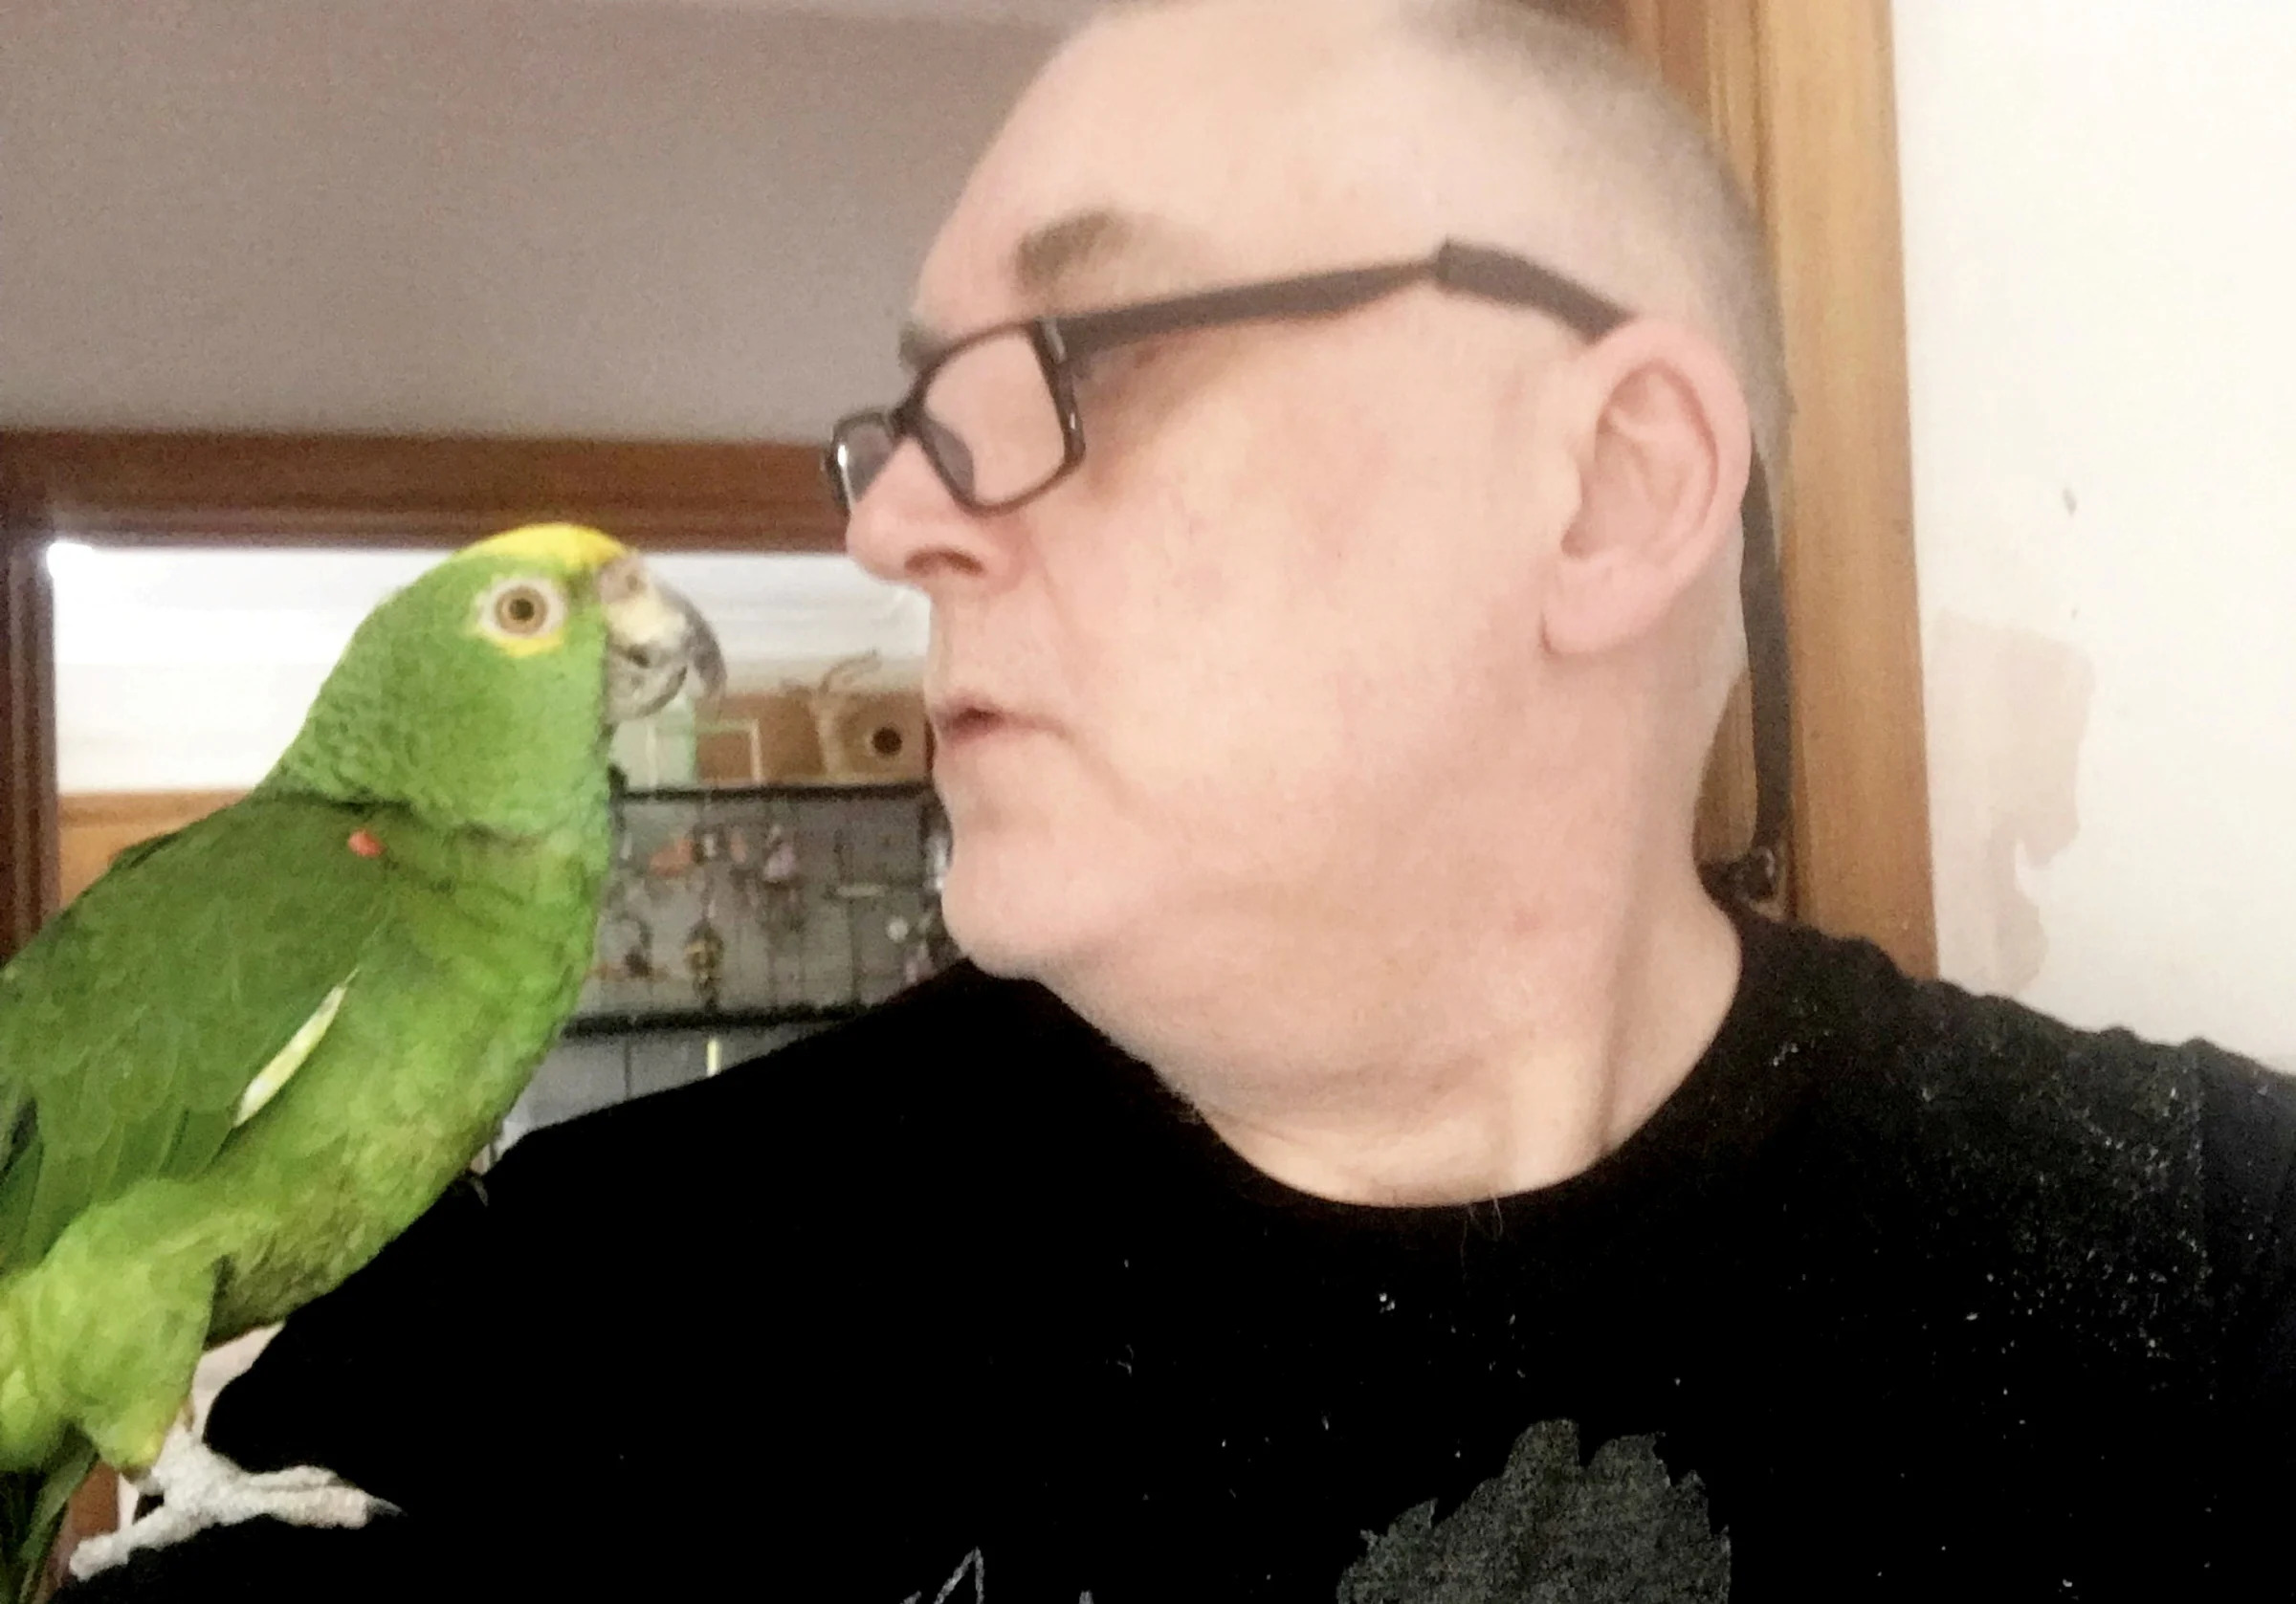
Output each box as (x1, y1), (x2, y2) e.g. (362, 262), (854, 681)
(476, 577), (569, 645)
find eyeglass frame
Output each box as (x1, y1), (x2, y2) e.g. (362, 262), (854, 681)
(825, 238), (1794, 904)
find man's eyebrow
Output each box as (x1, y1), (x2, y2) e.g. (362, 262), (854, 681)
(895, 208), (1180, 373)
(1014, 207), (1148, 298)
(896, 319), (941, 373)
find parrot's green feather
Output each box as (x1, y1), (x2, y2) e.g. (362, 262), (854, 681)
(0, 800), (388, 1271)
(0, 527), (661, 1597)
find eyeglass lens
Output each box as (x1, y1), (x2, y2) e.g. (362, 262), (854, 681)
(833, 416), (898, 511)
(838, 328), (1071, 513)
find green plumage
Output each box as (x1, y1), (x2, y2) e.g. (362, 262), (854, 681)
(0, 525), (675, 1596)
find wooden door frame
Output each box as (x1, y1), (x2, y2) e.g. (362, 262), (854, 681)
(0, 430), (847, 960)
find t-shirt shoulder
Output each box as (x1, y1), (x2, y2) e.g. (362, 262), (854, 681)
(1749, 909), (2215, 1157)
(479, 962), (1104, 1225)
(1739, 911), (2296, 1383)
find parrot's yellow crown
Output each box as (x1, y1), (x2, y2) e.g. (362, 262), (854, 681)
(459, 523), (628, 573)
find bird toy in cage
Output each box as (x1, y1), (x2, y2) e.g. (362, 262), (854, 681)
(593, 848), (660, 985)
(684, 887), (727, 1010)
(753, 820), (806, 937)
(887, 905), (950, 988)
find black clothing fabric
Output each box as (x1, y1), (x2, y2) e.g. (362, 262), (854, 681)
(68, 908), (2296, 1601)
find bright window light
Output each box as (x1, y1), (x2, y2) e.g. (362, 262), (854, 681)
(44, 539), (98, 580)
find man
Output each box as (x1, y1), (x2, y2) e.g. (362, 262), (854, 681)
(75, 1), (2296, 1599)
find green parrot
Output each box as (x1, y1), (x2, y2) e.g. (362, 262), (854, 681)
(0, 523), (720, 1596)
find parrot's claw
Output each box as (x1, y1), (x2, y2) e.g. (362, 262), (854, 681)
(67, 1425), (397, 1580)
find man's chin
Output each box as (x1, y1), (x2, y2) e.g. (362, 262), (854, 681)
(940, 890), (1063, 981)
(939, 855), (1111, 986)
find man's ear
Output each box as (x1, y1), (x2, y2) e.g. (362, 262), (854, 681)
(1540, 320), (1753, 659)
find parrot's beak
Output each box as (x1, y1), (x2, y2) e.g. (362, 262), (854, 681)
(598, 557), (726, 723)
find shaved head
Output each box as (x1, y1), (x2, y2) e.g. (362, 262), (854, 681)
(1096, 0), (1789, 475)
(1405, 0), (1790, 474)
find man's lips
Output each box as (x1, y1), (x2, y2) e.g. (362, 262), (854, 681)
(937, 707), (1007, 744)
(928, 698), (1037, 748)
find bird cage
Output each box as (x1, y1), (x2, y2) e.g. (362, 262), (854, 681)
(569, 780), (955, 1033)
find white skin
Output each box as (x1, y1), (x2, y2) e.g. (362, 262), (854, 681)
(848, 0), (1755, 1206)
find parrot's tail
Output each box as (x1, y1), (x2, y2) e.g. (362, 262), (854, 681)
(0, 1441), (99, 1604)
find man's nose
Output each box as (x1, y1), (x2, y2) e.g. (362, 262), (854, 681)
(844, 439), (1004, 589)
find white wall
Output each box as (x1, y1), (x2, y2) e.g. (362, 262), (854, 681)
(1896, 2), (2296, 1067)
(0, 0), (1054, 439)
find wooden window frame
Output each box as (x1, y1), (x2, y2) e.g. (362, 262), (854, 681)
(0, 430), (846, 959)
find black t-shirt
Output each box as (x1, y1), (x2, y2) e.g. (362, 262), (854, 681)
(70, 907), (2296, 1601)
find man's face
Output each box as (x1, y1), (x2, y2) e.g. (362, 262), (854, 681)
(849, 1), (1578, 991)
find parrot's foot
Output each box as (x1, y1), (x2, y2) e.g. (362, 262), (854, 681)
(67, 1425), (397, 1580)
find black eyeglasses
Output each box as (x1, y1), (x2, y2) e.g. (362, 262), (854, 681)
(826, 239), (1793, 903)
(825, 240), (1643, 517)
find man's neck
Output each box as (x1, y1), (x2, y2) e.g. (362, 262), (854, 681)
(1059, 852), (1744, 1208)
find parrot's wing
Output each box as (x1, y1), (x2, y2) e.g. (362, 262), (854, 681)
(0, 795), (396, 1269)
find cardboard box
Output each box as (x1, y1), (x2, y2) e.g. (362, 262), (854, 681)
(695, 692), (827, 784)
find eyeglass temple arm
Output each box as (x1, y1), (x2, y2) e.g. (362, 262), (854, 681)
(1049, 261), (1439, 353)
(1714, 457), (1794, 905)
(1432, 241), (1633, 340)
(1057, 244), (1639, 354)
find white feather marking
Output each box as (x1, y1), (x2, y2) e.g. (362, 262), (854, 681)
(232, 978), (353, 1128)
